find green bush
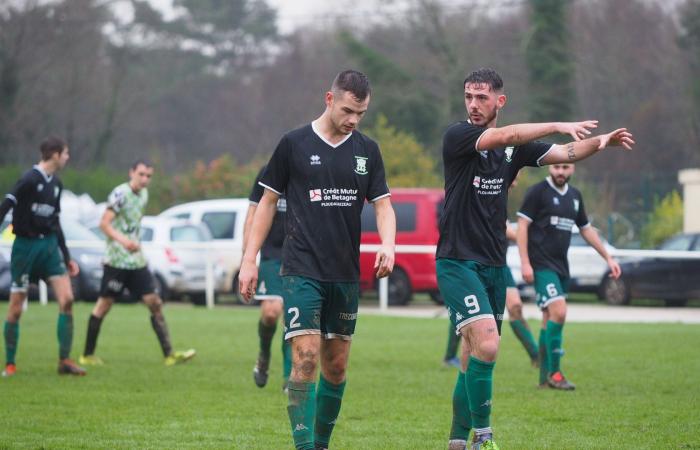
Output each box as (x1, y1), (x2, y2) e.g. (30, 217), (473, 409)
(640, 190), (683, 248)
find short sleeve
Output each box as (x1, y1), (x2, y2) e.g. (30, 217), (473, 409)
(248, 167), (266, 204)
(5, 173), (32, 205)
(517, 184), (540, 222)
(575, 193), (590, 228)
(366, 141), (390, 202)
(260, 136), (290, 195)
(513, 141), (554, 169)
(442, 122), (486, 163)
(107, 186), (126, 214)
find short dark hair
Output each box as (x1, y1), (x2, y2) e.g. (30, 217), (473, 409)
(131, 158), (154, 170)
(331, 70), (371, 101)
(463, 68), (504, 92)
(39, 136), (67, 161)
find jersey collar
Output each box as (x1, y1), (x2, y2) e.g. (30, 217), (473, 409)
(546, 176), (568, 195)
(311, 120), (353, 149)
(33, 164), (53, 183)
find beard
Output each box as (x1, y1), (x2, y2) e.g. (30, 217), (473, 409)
(552, 175), (570, 187)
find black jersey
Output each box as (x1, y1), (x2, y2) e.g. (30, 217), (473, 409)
(249, 166), (286, 261)
(260, 122), (390, 282)
(517, 178), (589, 277)
(436, 121), (552, 266)
(0, 166), (70, 262)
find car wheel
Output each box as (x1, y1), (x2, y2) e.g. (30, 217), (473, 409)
(190, 293), (207, 306)
(153, 275), (170, 301)
(664, 298), (688, 307)
(429, 291), (444, 305)
(232, 272), (246, 304)
(386, 267), (412, 306)
(600, 276), (630, 306)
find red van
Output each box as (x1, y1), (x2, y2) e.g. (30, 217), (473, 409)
(359, 188), (444, 305)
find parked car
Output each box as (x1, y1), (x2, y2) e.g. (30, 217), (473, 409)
(599, 233), (700, 306)
(506, 226), (616, 300)
(159, 199), (249, 295)
(359, 188), (444, 306)
(1, 217), (104, 301)
(140, 216), (227, 305)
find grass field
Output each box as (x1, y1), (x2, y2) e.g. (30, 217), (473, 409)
(1, 302), (699, 449)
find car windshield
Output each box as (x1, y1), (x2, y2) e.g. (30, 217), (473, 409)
(171, 225), (208, 242)
(659, 234), (694, 251)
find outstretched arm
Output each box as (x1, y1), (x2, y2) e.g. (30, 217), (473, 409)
(477, 120), (598, 151)
(579, 226), (621, 279)
(373, 197), (396, 278)
(541, 128), (635, 165)
(239, 189), (279, 302)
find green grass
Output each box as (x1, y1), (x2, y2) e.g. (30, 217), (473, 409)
(1, 303), (699, 449)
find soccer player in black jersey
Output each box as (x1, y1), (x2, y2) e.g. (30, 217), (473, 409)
(437, 68), (634, 450)
(0, 137), (85, 377)
(239, 70), (396, 450)
(244, 166), (291, 391)
(517, 163), (621, 390)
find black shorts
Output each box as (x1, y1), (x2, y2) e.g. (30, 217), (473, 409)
(100, 265), (156, 299)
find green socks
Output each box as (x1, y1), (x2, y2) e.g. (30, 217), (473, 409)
(258, 319), (276, 359)
(287, 381), (316, 450)
(445, 323), (460, 360)
(450, 370), (471, 440)
(466, 356), (495, 429)
(539, 329), (548, 384)
(546, 320), (564, 374)
(282, 338), (292, 380)
(4, 321), (19, 365)
(509, 319), (539, 360)
(57, 313), (73, 360)
(315, 376), (346, 448)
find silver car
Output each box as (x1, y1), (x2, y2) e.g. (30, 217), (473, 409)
(140, 216), (227, 305)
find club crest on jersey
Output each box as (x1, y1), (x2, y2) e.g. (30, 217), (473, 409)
(573, 199), (580, 211)
(310, 155), (321, 165)
(472, 176), (481, 188)
(505, 146), (514, 162)
(37, 184), (44, 192)
(553, 197), (560, 205)
(309, 189), (322, 202)
(354, 156), (368, 175)
(54, 186), (60, 198)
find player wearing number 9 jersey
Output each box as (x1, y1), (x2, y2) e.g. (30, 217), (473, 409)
(437, 68), (634, 450)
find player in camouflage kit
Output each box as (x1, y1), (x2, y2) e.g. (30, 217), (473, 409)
(80, 160), (195, 366)
(1, 137), (85, 377)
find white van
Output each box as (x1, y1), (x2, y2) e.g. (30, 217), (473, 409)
(159, 199), (249, 294)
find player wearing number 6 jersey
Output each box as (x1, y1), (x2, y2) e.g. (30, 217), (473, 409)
(437, 68), (634, 450)
(516, 163), (622, 390)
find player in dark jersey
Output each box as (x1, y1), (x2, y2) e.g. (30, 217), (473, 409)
(517, 163), (621, 390)
(438, 68), (634, 450)
(244, 166), (291, 391)
(0, 136), (85, 377)
(239, 70), (396, 450)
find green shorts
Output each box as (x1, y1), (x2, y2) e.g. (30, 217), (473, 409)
(534, 269), (569, 309)
(255, 259), (283, 302)
(436, 258), (507, 336)
(282, 275), (359, 341)
(10, 234), (67, 293)
(504, 266), (516, 289)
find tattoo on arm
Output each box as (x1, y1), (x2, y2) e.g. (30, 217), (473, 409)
(567, 142), (576, 160)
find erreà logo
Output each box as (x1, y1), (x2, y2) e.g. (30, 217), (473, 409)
(309, 189), (322, 202)
(505, 146), (514, 163)
(310, 155), (321, 165)
(354, 156), (368, 175)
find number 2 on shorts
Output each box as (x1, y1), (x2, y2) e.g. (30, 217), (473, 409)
(288, 307), (301, 329)
(463, 295), (480, 314)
